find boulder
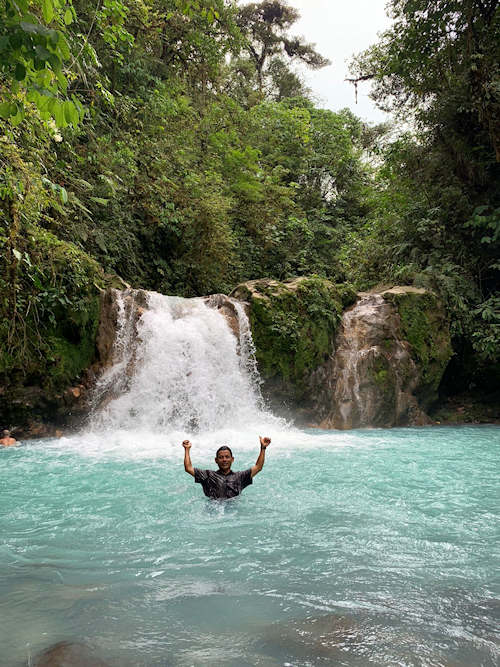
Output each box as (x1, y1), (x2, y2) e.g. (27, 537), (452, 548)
(33, 641), (109, 667)
(204, 293), (242, 338)
(382, 287), (453, 411)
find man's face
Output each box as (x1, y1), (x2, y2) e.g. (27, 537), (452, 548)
(215, 449), (234, 473)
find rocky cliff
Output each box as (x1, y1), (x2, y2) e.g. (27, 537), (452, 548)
(2, 276), (455, 435)
(320, 288), (452, 429)
(232, 281), (452, 428)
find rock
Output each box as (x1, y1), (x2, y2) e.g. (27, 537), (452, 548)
(259, 613), (459, 666)
(33, 641), (110, 667)
(321, 292), (427, 428)
(27, 422), (50, 438)
(382, 287), (452, 411)
(95, 289), (121, 370)
(204, 293), (242, 338)
(231, 277), (347, 421)
(321, 288), (451, 428)
(95, 288), (147, 373)
(233, 279), (452, 428)
(103, 272), (131, 290)
(259, 614), (362, 662)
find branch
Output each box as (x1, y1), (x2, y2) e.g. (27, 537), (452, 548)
(344, 74), (375, 104)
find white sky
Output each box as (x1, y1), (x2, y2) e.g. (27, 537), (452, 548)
(283, 0), (393, 124)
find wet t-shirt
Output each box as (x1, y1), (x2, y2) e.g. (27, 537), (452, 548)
(194, 468), (252, 499)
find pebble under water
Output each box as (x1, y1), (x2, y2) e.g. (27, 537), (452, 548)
(1, 425), (499, 666)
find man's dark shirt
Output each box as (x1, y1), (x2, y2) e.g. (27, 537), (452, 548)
(194, 468), (252, 499)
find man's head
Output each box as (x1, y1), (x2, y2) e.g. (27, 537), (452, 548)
(215, 445), (234, 473)
(2, 430), (10, 437)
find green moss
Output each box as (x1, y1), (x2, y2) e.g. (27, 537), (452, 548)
(383, 338), (393, 351)
(371, 355), (395, 397)
(236, 276), (344, 400)
(45, 295), (100, 388)
(374, 368), (388, 386)
(384, 290), (452, 403)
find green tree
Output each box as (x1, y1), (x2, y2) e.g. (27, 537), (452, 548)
(236, 0), (329, 95)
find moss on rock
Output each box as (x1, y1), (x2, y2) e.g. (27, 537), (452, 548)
(382, 287), (452, 408)
(232, 276), (344, 402)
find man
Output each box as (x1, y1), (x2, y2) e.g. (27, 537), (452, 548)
(0, 430), (17, 447)
(182, 436), (271, 499)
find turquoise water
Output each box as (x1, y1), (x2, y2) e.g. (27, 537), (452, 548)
(1, 426), (499, 666)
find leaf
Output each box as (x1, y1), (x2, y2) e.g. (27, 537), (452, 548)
(95, 232), (108, 252)
(14, 62), (26, 80)
(64, 8), (73, 24)
(52, 101), (65, 126)
(0, 102), (14, 118)
(56, 70), (68, 92)
(9, 31), (24, 49)
(90, 197), (109, 206)
(13, 249), (22, 261)
(20, 22), (47, 35)
(42, 0), (54, 23)
(10, 109), (25, 126)
(63, 100), (73, 123)
(48, 53), (62, 72)
(35, 44), (51, 60)
(59, 187), (68, 204)
(74, 178), (93, 190)
(58, 35), (71, 59)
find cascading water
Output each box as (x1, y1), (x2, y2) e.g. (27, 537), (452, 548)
(82, 289), (280, 458)
(90, 289), (142, 413)
(323, 293), (423, 429)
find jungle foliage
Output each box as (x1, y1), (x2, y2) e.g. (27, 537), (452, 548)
(0, 0), (498, 403)
(348, 0), (499, 383)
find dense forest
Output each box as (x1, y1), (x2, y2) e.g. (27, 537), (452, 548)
(0, 0), (499, 421)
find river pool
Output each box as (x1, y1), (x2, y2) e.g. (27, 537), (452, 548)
(1, 425), (498, 666)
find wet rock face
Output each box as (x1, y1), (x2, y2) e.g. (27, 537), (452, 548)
(321, 293), (425, 429)
(231, 276), (348, 422)
(320, 288), (452, 429)
(95, 288), (148, 372)
(204, 293), (243, 338)
(90, 288), (149, 413)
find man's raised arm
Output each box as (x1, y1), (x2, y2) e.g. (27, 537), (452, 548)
(182, 440), (195, 476)
(251, 436), (271, 478)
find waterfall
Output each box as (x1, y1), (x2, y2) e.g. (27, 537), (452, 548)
(90, 290), (269, 435)
(324, 293), (423, 429)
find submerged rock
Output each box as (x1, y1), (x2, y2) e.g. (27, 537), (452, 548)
(258, 613), (461, 666)
(33, 641), (110, 667)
